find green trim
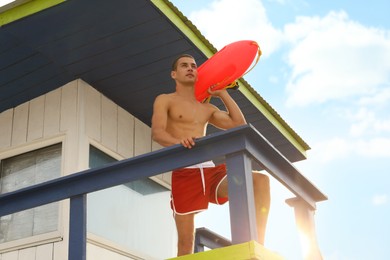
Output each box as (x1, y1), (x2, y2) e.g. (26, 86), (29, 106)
(0, 0), (65, 26)
(151, 0), (310, 156)
(168, 241), (285, 260)
(150, 0), (215, 58)
(238, 78), (309, 155)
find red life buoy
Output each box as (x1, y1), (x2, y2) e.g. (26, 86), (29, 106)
(195, 40), (261, 102)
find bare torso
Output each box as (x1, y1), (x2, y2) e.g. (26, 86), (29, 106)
(165, 93), (216, 140)
(152, 55), (245, 148)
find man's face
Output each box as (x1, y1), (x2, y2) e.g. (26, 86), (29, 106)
(171, 57), (198, 84)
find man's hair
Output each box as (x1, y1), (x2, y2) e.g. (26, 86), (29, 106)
(171, 54), (195, 71)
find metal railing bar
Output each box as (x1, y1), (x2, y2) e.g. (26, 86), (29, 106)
(0, 124), (326, 216)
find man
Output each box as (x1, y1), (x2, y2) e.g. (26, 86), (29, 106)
(151, 54), (270, 256)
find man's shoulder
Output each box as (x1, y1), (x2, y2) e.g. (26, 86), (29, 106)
(202, 101), (219, 111)
(155, 93), (175, 102)
(154, 93), (177, 108)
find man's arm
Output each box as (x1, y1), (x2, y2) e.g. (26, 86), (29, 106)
(208, 88), (247, 130)
(151, 94), (179, 147)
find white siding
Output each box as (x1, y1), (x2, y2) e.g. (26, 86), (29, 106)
(84, 84), (101, 142)
(0, 109), (13, 149)
(0, 79), (175, 259)
(27, 95), (45, 142)
(87, 243), (135, 260)
(43, 88), (61, 138)
(59, 81), (78, 133)
(1, 251), (18, 260)
(134, 118), (151, 156)
(36, 243), (53, 260)
(11, 103), (28, 147)
(18, 247), (35, 260)
(101, 96), (118, 152)
(117, 107), (134, 159)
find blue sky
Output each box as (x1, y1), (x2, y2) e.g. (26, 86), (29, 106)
(170, 0), (390, 259)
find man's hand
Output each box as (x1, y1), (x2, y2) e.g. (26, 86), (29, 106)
(207, 85), (228, 98)
(180, 137), (196, 149)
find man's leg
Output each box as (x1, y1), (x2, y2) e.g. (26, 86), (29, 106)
(175, 213), (196, 256)
(252, 172), (270, 244)
(217, 172), (270, 244)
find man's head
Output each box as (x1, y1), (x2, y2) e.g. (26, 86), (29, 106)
(171, 54), (196, 71)
(171, 54), (198, 85)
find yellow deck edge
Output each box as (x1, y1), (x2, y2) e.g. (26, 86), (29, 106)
(167, 240), (285, 260)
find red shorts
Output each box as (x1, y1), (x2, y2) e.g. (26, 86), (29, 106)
(170, 164), (228, 215)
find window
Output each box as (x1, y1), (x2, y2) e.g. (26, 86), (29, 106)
(89, 145), (168, 195)
(88, 146), (174, 258)
(0, 144), (61, 243)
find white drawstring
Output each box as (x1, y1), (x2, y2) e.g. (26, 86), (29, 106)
(186, 161), (215, 195)
(199, 166), (205, 195)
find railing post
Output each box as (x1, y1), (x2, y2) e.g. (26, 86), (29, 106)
(225, 151), (258, 244)
(286, 197), (323, 260)
(193, 227), (232, 253)
(69, 194), (87, 260)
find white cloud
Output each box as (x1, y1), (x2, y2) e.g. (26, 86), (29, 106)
(265, 0), (286, 4)
(372, 194), (389, 206)
(348, 107), (390, 137)
(374, 119), (390, 133)
(269, 75), (279, 84)
(309, 137), (350, 163)
(348, 107), (375, 137)
(356, 138), (390, 157)
(358, 87), (390, 107)
(323, 251), (353, 260)
(307, 135), (390, 163)
(189, 0), (284, 57)
(284, 11), (390, 107)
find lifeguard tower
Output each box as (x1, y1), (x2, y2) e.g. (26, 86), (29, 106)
(0, 1), (326, 259)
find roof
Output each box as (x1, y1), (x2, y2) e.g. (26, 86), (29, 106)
(0, 0), (309, 162)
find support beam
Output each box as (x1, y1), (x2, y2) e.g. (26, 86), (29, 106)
(226, 151), (258, 244)
(286, 197), (323, 260)
(69, 194), (87, 260)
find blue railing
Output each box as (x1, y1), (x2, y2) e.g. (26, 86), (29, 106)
(0, 124), (327, 259)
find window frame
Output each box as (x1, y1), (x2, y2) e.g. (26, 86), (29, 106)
(0, 136), (65, 253)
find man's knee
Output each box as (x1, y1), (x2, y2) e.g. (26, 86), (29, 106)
(252, 172), (270, 190)
(252, 172), (271, 217)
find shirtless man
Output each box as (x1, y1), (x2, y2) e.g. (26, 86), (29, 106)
(151, 54), (270, 256)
